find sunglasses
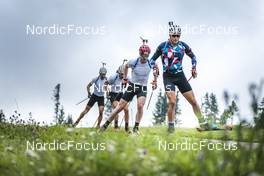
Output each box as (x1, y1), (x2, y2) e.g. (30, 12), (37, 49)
(172, 35), (180, 38)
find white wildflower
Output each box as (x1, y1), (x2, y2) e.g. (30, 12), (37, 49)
(66, 156), (74, 164)
(11, 159), (16, 164)
(120, 152), (127, 159)
(5, 146), (13, 152)
(248, 172), (261, 176)
(88, 131), (96, 136)
(107, 143), (115, 153)
(150, 156), (157, 162)
(66, 128), (74, 133)
(197, 151), (204, 161)
(161, 172), (169, 176)
(38, 168), (46, 173)
(137, 148), (147, 158)
(25, 150), (40, 160)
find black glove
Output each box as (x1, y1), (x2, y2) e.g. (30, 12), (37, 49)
(191, 68), (197, 78)
(88, 92), (92, 98)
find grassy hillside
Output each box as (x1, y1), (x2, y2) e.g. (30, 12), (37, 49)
(0, 124), (263, 176)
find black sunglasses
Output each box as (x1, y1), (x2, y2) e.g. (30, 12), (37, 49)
(172, 35), (180, 38)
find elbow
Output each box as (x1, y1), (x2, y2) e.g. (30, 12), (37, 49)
(87, 84), (91, 89)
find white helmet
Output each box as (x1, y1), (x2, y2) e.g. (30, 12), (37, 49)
(168, 21), (181, 35)
(99, 67), (107, 74)
(117, 65), (125, 74)
(99, 62), (107, 74)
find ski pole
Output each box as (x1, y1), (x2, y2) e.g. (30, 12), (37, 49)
(120, 117), (124, 127)
(176, 76), (193, 94)
(146, 90), (154, 110)
(104, 98), (110, 106)
(76, 97), (89, 106)
(93, 96), (110, 128)
(187, 75), (193, 82)
(92, 119), (98, 128)
(119, 101), (130, 127)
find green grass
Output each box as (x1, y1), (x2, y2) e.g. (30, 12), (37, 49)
(0, 124), (263, 176)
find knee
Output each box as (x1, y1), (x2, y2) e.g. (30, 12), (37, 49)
(168, 99), (176, 107)
(117, 103), (125, 112)
(137, 103), (144, 111)
(84, 107), (90, 113)
(112, 102), (117, 109)
(99, 109), (104, 116)
(167, 94), (176, 106)
(119, 103), (126, 109)
(84, 106), (91, 112)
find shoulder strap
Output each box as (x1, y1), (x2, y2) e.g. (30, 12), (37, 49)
(95, 76), (100, 84)
(133, 58), (140, 68)
(147, 59), (152, 68)
(134, 58), (151, 68)
(114, 74), (118, 82)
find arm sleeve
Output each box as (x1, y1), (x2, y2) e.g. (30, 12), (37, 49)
(149, 43), (163, 65)
(183, 42), (197, 68)
(152, 63), (159, 77)
(107, 75), (115, 85)
(127, 59), (136, 68)
(90, 77), (97, 84)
